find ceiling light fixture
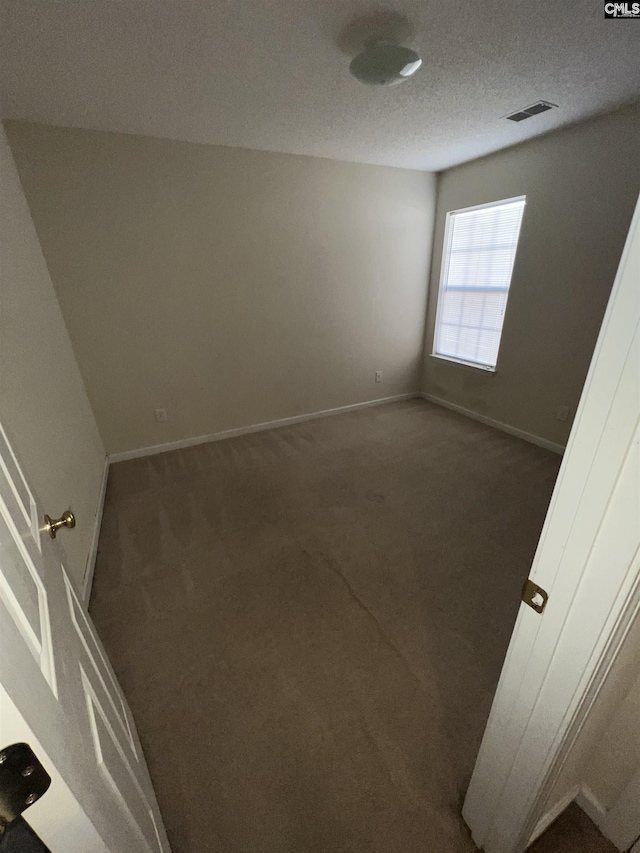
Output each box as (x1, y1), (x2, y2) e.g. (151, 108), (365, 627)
(349, 40), (422, 86)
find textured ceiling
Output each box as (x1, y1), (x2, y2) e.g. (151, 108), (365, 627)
(1, 0), (639, 171)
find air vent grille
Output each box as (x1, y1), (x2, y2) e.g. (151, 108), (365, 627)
(506, 101), (557, 122)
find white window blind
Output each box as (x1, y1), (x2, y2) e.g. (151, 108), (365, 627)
(433, 196), (526, 369)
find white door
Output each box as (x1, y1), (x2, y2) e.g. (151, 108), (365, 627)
(463, 194), (640, 852)
(0, 422), (171, 852)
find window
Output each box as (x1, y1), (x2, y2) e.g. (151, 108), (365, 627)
(432, 196), (526, 370)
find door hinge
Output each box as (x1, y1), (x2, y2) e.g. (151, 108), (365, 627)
(522, 578), (549, 614)
(0, 744), (51, 837)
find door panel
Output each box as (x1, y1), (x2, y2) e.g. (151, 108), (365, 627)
(0, 425), (41, 548)
(0, 508), (42, 645)
(62, 571), (137, 757)
(0, 434), (56, 694)
(80, 667), (157, 853)
(0, 422), (170, 852)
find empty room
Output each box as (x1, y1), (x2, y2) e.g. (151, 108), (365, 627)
(1, 2), (640, 853)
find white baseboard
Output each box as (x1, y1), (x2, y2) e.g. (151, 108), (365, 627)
(419, 392), (565, 455)
(82, 456), (109, 604)
(108, 393), (419, 464)
(576, 784), (608, 828)
(529, 785), (580, 846)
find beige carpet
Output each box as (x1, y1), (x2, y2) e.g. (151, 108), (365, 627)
(90, 399), (609, 852)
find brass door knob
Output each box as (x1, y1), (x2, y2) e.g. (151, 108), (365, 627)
(44, 510), (76, 539)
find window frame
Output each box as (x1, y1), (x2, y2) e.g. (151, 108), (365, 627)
(431, 195), (526, 373)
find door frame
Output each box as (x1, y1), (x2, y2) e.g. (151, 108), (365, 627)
(462, 194), (640, 852)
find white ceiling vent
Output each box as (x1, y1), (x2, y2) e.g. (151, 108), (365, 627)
(506, 101), (558, 122)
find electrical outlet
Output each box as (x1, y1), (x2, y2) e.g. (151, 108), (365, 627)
(556, 405), (569, 422)
(375, 371), (383, 383)
(155, 408), (168, 423)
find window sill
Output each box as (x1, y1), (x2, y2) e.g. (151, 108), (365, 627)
(429, 354), (497, 374)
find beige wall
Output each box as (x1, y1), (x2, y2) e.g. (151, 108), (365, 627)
(583, 629), (640, 811)
(0, 125), (105, 589)
(543, 612), (640, 830)
(584, 664), (640, 809)
(5, 122), (435, 456)
(422, 104), (640, 448)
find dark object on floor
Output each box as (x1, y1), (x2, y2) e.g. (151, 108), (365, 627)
(92, 399), (571, 852)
